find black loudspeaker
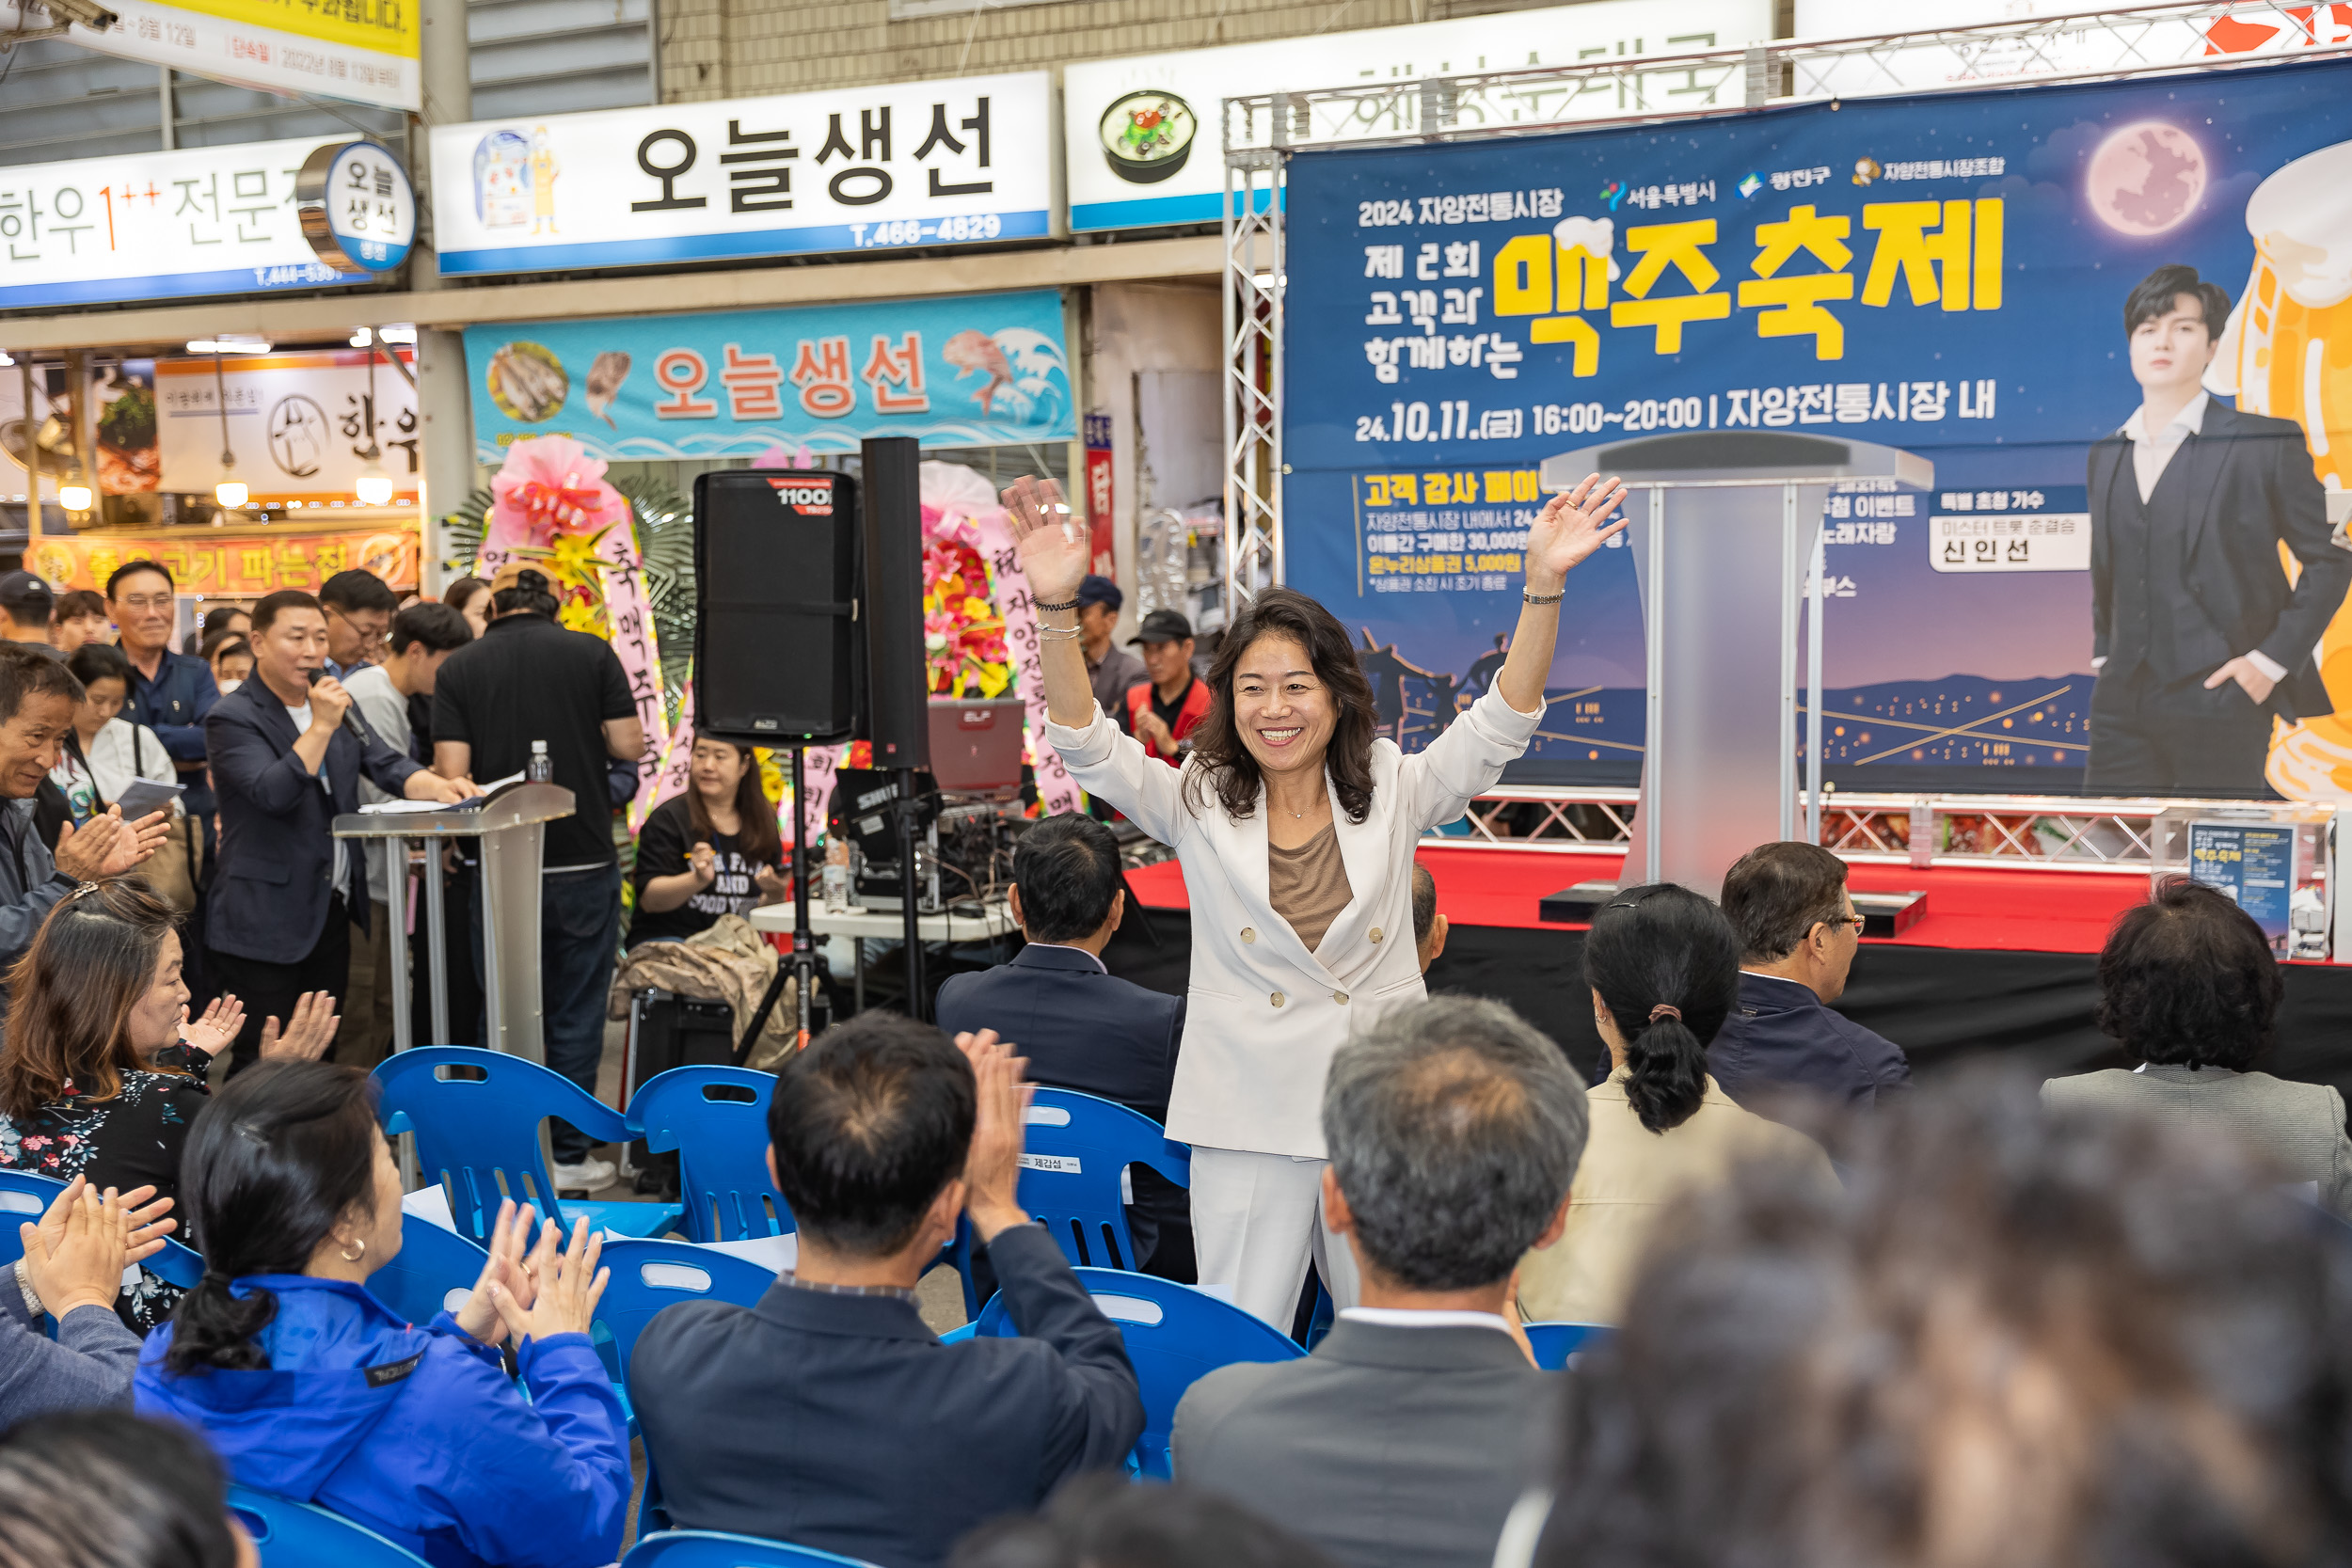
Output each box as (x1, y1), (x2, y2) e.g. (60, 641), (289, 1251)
(860, 436), (930, 768)
(693, 468), (862, 744)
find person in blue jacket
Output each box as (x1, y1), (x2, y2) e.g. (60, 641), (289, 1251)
(135, 1060), (628, 1568)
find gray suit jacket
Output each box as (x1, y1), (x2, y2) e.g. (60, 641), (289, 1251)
(2042, 1064), (2352, 1217)
(1171, 1318), (1550, 1568)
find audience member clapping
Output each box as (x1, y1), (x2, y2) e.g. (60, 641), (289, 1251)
(0, 880), (332, 1328)
(135, 1060), (631, 1568)
(1172, 995), (1587, 1568)
(1, 1177), (177, 1423)
(1517, 884), (1836, 1325)
(952, 1473), (1341, 1568)
(628, 1014), (1144, 1568)
(2046, 875), (2352, 1215)
(1708, 841), (1910, 1120)
(1520, 1070), (2352, 1568)
(0, 1410), (256, 1568)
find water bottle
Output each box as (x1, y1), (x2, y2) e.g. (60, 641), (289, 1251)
(526, 739), (553, 784)
(824, 837), (853, 913)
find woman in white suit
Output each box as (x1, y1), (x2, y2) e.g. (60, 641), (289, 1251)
(1002, 470), (1629, 1326)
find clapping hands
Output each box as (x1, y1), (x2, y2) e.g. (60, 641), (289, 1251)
(19, 1177), (177, 1320)
(258, 991), (339, 1062)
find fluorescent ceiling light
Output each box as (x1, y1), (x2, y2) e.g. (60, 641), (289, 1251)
(187, 338), (272, 355)
(377, 325), (417, 344)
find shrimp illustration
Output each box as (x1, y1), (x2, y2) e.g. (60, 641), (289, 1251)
(943, 330), (1015, 417)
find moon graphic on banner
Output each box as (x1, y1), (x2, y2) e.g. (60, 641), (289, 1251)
(2087, 121), (2207, 237)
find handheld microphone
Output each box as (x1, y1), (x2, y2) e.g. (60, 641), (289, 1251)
(308, 666), (377, 748)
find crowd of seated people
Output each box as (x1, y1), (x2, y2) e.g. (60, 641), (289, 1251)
(14, 799), (2352, 1568)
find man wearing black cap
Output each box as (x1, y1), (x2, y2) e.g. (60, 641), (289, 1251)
(0, 572), (59, 656)
(1076, 574), (1144, 722)
(1120, 609), (1209, 763)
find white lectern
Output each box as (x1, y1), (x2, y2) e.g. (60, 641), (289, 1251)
(1539, 431), (1931, 899)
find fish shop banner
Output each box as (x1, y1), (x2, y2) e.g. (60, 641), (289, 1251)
(1280, 56), (2352, 794)
(463, 290), (1073, 462)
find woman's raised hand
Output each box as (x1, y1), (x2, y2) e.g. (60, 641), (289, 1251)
(485, 1215), (609, 1344)
(19, 1177), (135, 1320)
(1000, 475), (1089, 606)
(453, 1198), (538, 1343)
(1525, 473), (1631, 591)
(181, 995), (246, 1058)
(258, 991), (340, 1062)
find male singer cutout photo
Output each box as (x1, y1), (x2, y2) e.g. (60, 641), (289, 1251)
(2087, 263), (2345, 796)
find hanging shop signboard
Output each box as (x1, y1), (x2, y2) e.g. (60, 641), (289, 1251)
(1278, 55), (2352, 798)
(1063, 0), (1772, 234)
(428, 72), (1052, 277)
(0, 0), (417, 113)
(26, 525), (421, 598)
(156, 350), (420, 505)
(0, 136), (375, 310)
(461, 289), (1073, 463)
(296, 139), (416, 273)
(1789, 1), (2352, 94)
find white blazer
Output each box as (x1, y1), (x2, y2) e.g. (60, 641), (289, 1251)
(1045, 688), (1544, 1159)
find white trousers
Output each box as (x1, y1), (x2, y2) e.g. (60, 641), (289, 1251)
(1189, 1146), (1362, 1328)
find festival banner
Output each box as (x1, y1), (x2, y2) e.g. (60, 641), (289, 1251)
(462, 289), (1073, 464)
(25, 525), (420, 596)
(0, 0), (419, 112)
(1279, 55), (2352, 796)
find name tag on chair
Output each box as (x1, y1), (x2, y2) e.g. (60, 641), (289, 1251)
(1018, 1153), (1081, 1174)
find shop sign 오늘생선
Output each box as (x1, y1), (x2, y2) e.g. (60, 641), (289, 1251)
(429, 73), (1052, 277)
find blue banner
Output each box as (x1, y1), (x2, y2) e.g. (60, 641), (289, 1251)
(464, 288), (1073, 462)
(1281, 56), (2352, 793)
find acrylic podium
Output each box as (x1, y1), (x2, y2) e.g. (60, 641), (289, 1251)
(1538, 431), (1931, 900)
(332, 780), (577, 1063)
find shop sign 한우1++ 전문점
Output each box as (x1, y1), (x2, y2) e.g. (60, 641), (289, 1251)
(1278, 56), (2352, 798)
(462, 289), (1073, 461)
(429, 74), (1052, 277)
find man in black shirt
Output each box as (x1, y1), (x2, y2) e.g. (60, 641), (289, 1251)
(432, 565), (645, 1190)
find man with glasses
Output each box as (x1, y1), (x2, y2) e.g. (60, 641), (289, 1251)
(319, 569), (398, 680)
(106, 560), (217, 840)
(1708, 840), (1909, 1125)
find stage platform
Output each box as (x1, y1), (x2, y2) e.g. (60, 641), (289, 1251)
(1110, 850), (2352, 1099)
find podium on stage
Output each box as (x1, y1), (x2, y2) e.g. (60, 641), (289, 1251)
(333, 780), (577, 1062)
(1539, 431), (1932, 900)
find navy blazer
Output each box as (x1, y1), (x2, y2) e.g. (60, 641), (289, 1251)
(935, 943), (1184, 1122)
(205, 679), (421, 964)
(2089, 401), (2345, 719)
(628, 1224), (1143, 1568)
(1707, 971), (1910, 1121)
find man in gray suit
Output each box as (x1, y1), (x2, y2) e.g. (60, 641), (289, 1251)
(1171, 996), (1590, 1568)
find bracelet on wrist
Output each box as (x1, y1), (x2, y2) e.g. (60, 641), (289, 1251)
(1032, 594), (1079, 612)
(1523, 589), (1565, 606)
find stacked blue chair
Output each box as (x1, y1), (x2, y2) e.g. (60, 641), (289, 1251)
(623, 1532), (882, 1567)
(0, 1167), (204, 1286)
(591, 1236), (778, 1431)
(1017, 1089), (1191, 1274)
(628, 1067), (794, 1243)
(973, 1267), (1301, 1477)
(373, 1048), (682, 1243)
(227, 1486), (432, 1567)
(366, 1212), (492, 1327)
(1521, 1321), (1613, 1370)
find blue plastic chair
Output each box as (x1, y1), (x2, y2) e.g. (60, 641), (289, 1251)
(366, 1212), (492, 1326)
(623, 1531), (881, 1567)
(628, 1067), (795, 1243)
(975, 1267), (1301, 1477)
(373, 1048), (682, 1243)
(228, 1486), (431, 1566)
(1018, 1089), (1191, 1274)
(592, 1236), (778, 1431)
(1522, 1321), (1613, 1370)
(0, 1167), (203, 1287)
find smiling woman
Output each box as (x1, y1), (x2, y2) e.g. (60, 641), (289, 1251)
(1001, 469), (1627, 1326)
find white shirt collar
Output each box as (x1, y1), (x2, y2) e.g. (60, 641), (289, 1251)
(2120, 388), (2209, 443)
(1023, 942), (1107, 974)
(1338, 1307), (1516, 1336)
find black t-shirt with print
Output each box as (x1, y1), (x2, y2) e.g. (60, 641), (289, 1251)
(628, 793), (783, 948)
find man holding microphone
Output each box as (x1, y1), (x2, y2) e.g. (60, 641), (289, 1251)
(204, 589), (477, 1073)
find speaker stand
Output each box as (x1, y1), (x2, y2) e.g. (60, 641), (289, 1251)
(735, 746), (822, 1063)
(895, 765), (928, 1022)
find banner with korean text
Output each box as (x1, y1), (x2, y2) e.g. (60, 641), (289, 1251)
(0, 0), (417, 112)
(461, 289), (1073, 463)
(25, 526), (420, 598)
(1280, 55), (2352, 796)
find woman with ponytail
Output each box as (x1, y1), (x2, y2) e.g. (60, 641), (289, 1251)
(1517, 883), (1836, 1325)
(134, 1061), (630, 1568)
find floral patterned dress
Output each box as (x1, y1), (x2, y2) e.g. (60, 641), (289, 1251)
(0, 1068), (212, 1332)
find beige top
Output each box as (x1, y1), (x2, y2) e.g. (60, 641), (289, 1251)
(1518, 1068), (1838, 1326)
(1267, 823), (1354, 955)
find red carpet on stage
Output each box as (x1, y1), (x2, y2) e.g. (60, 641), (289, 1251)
(1125, 848), (2143, 955)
